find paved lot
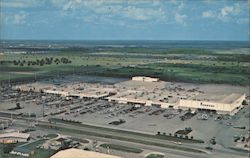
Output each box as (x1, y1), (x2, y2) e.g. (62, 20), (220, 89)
(0, 76), (249, 158)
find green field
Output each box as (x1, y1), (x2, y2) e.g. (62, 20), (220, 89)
(0, 52), (143, 83)
(1, 47), (249, 85)
(98, 60), (249, 85)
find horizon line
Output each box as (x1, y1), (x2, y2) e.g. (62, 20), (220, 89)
(1, 39), (249, 42)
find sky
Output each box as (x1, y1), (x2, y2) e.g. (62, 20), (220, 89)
(0, 0), (249, 41)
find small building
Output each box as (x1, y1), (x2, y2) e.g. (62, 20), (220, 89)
(132, 76), (159, 82)
(0, 132), (30, 143)
(10, 147), (32, 157)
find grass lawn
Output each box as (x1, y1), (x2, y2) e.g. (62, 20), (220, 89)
(45, 134), (58, 139)
(31, 148), (56, 158)
(100, 143), (143, 153)
(14, 139), (46, 152)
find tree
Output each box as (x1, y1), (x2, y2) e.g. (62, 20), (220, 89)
(3, 144), (15, 153)
(242, 100), (248, 105)
(210, 137), (216, 145)
(13, 60), (18, 65)
(242, 136), (245, 142)
(157, 131), (161, 135)
(16, 102), (21, 109)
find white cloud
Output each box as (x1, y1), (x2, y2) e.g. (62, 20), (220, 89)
(201, 3), (243, 23)
(124, 6), (166, 21)
(218, 4), (241, 21)
(177, 1), (185, 11)
(52, 0), (111, 11)
(1, 12), (28, 25)
(220, 6), (234, 17)
(127, 0), (160, 6)
(2, 11), (28, 25)
(13, 12), (28, 24)
(175, 13), (187, 25)
(52, 0), (167, 23)
(202, 10), (215, 18)
(1, 0), (43, 8)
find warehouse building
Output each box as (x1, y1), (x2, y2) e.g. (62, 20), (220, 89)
(178, 93), (246, 115)
(15, 76), (246, 115)
(0, 132), (30, 143)
(108, 77), (246, 115)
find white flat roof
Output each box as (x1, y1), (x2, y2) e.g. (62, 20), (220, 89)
(50, 148), (122, 158)
(0, 132), (30, 139)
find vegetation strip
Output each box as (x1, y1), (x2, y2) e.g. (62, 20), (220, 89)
(100, 143), (143, 153)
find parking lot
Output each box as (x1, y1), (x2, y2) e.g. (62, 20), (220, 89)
(0, 76), (249, 152)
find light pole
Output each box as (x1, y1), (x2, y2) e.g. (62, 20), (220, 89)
(1, 123), (4, 131)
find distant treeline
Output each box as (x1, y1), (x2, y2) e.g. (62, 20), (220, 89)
(11, 57), (71, 66)
(98, 47), (214, 55)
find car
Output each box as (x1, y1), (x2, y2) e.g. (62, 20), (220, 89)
(173, 141), (182, 145)
(226, 122), (233, 126)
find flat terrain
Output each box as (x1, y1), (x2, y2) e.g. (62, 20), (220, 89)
(0, 76), (249, 158)
(0, 41), (249, 158)
(0, 47), (249, 85)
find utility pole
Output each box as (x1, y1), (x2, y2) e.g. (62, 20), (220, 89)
(8, 73), (11, 87)
(5, 120), (8, 129)
(1, 123), (4, 131)
(107, 146), (110, 154)
(43, 103), (45, 118)
(10, 112), (13, 125)
(34, 72), (37, 82)
(29, 112), (31, 127)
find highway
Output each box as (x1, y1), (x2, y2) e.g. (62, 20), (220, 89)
(1, 114), (248, 158)
(36, 121), (247, 158)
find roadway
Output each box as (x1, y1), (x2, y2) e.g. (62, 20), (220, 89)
(36, 120), (247, 158)
(1, 113), (248, 158)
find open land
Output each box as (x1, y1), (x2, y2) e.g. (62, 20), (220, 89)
(0, 41), (249, 158)
(0, 43), (249, 85)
